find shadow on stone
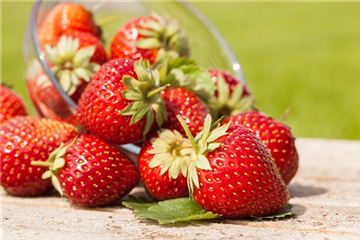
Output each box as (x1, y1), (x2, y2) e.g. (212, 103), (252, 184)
(291, 203), (307, 216)
(288, 183), (327, 198)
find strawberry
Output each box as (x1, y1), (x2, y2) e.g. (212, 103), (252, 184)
(208, 69), (255, 118)
(32, 135), (139, 207)
(38, 2), (100, 49)
(44, 32), (107, 103)
(223, 111), (299, 184)
(161, 87), (210, 136)
(178, 115), (289, 218)
(26, 70), (74, 122)
(0, 117), (77, 196)
(138, 129), (192, 200)
(110, 14), (189, 64)
(0, 85), (27, 124)
(76, 59), (167, 144)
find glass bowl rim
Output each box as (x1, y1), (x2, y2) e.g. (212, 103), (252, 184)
(29, 0), (246, 112)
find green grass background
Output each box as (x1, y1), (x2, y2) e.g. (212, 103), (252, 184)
(1, 2), (359, 140)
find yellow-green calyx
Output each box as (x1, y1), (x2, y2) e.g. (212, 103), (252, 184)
(135, 13), (189, 57)
(148, 129), (193, 179)
(154, 50), (215, 104)
(31, 137), (78, 195)
(119, 60), (168, 136)
(45, 35), (100, 95)
(210, 74), (255, 118)
(177, 114), (231, 195)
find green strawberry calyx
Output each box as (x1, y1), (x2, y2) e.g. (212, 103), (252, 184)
(177, 114), (231, 195)
(135, 13), (189, 57)
(31, 137), (78, 195)
(119, 60), (168, 136)
(45, 35), (101, 96)
(154, 50), (216, 103)
(210, 73), (255, 118)
(148, 129), (193, 179)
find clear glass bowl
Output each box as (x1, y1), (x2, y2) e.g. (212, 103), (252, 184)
(23, 0), (246, 152)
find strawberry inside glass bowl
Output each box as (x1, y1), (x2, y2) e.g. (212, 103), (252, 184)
(24, 0), (246, 151)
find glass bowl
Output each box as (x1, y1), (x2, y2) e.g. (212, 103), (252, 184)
(23, 0), (246, 152)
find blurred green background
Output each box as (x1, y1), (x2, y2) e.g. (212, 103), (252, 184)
(1, 2), (359, 140)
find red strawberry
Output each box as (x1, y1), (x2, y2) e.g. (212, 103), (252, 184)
(178, 115), (289, 218)
(110, 14), (188, 64)
(38, 2), (100, 49)
(0, 85), (27, 124)
(26, 71), (74, 122)
(161, 87), (210, 136)
(208, 69), (254, 118)
(44, 32), (107, 103)
(139, 129), (192, 200)
(33, 135), (139, 206)
(0, 117), (77, 196)
(223, 111), (299, 184)
(76, 59), (167, 144)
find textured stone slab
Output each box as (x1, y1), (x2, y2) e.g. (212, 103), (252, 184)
(2, 138), (360, 240)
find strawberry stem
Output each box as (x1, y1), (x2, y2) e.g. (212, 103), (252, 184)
(176, 115), (199, 154)
(280, 107), (292, 122)
(31, 161), (53, 167)
(210, 116), (224, 131)
(96, 15), (124, 26)
(146, 84), (170, 98)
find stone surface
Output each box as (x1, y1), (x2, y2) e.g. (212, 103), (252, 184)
(2, 138), (360, 240)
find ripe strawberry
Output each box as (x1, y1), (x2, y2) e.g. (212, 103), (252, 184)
(77, 59), (167, 144)
(0, 117), (77, 196)
(44, 32), (107, 102)
(33, 135), (139, 207)
(223, 111), (299, 184)
(110, 14), (189, 64)
(161, 87), (210, 136)
(139, 129), (192, 200)
(27, 70), (74, 122)
(178, 115), (289, 218)
(208, 69), (255, 118)
(0, 85), (27, 124)
(38, 2), (100, 49)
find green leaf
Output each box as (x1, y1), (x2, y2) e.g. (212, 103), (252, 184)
(195, 154), (212, 170)
(41, 170), (52, 179)
(250, 204), (296, 220)
(168, 57), (194, 69)
(122, 90), (142, 101)
(130, 106), (148, 125)
(74, 67), (91, 82)
(59, 70), (71, 93)
(53, 158), (65, 169)
(119, 59), (167, 137)
(119, 101), (143, 116)
(51, 175), (63, 196)
(122, 196), (156, 216)
(136, 38), (162, 49)
(123, 75), (140, 90)
(143, 110), (154, 137)
(73, 46), (95, 67)
(137, 29), (158, 38)
(123, 197), (219, 225)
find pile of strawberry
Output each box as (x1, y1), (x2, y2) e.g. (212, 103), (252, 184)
(1, 3), (299, 222)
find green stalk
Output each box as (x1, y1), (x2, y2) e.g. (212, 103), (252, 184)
(280, 107), (292, 122)
(31, 161), (53, 167)
(146, 84), (170, 98)
(176, 115), (199, 154)
(96, 15), (124, 26)
(210, 116), (224, 131)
